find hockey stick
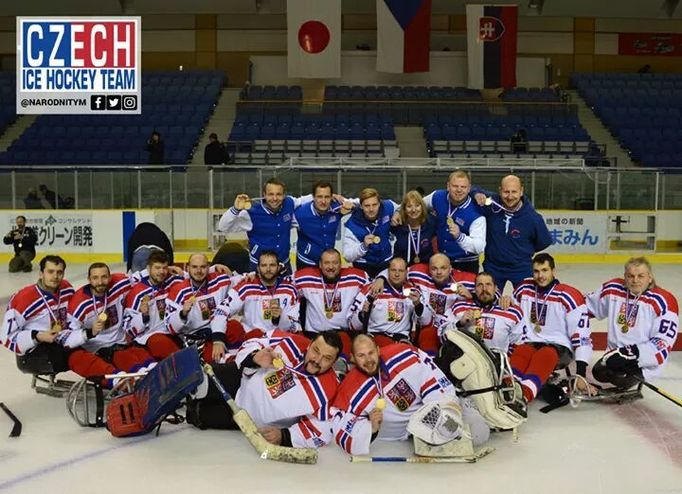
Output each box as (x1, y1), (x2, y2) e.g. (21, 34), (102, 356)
(350, 447), (495, 464)
(0, 402), (22, 438)
(202, 363), (318, 464)
(633, 375), (682, 409)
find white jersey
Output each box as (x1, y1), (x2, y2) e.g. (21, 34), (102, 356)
(165, 272), (240, 335)
(211, 276), (301, 336)
(450, 300), (526, 353)
(293, 267), (368, 333)
(122, 274), (185, 344)
(514, 279), (593, 364)
(331, 343), (458, 455)
(348, 282), (431, 338)
(585, 278), (679, 378)
(1, 281), (74, 355)
(406, 263), (476, 334)
(65, 273), (134, 352)
(234, 330), (339, 448)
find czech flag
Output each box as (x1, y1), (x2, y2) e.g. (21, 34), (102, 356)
(287, 0), (341, 78)
(466, 4), (518, 89)
(377, 0), (432, 73)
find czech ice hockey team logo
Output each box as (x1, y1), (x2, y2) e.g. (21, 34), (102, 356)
(479, 16), (505, 42)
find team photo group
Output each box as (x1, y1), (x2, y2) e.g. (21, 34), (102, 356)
(1, 170), (678, 462)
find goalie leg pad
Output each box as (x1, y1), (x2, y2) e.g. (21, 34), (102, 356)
(441, 329), (526, 431)
(407, 400), (466, 446)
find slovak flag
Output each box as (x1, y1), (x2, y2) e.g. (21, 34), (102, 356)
(466, 4), (518, 89)
(377, 0), (432, 73)
(287, 0), (341, 78)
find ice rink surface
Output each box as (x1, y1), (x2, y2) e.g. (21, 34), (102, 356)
(0, 262), (680, 494)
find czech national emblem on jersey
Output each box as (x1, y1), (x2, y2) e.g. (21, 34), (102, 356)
(386, 379), (417, 412)
(475, 316), (495, 340)
(529, 302), (546, 325)
(387, 301), (405, 322)
(198, 298), (216, 320)
(154, 298), (165, 319)
(479, 16), (505, 42)
(429, 292), (447, 315)
(103, 305), (118, 328)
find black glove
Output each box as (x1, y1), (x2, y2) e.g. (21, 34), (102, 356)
(603, 345), (640, 375)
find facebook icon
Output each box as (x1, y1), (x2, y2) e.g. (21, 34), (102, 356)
(90, 95), (106, 111)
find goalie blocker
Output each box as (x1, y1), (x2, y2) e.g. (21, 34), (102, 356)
(435, 326), (526, 431)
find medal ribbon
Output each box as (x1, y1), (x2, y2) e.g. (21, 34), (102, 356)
(533, 283), (557, 326)
(321, 275), (340, 313)
(35, 286), (62, 326)
(407, 225), (421, 263)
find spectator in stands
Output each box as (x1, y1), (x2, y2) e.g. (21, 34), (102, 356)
(511, 129), (528, 154)
(38, 184), (60, 209)
(146, 131), (165, 164)
(23, 188), (44, 209)
(4, 215), (38, 272)
(204, 133), (228, 165)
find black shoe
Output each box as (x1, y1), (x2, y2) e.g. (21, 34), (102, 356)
(184, 400), (206, 429)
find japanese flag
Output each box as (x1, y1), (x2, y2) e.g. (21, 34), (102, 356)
(287, 0), (341, 78)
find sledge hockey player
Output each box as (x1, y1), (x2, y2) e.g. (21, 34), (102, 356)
(293, 248), (368, 356)
(331, 334), (491, 457)
(186, 330), (342, 449)
(585, 257), (678, 398)
(511, 253), (594, 404)
(449, 272), (526, 353)
(348, 258), (431, 347)
(210, 251), (301, 363)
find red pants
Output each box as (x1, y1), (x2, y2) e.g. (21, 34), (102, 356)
(510, 343), (559, 402)
(68, 346), (155, 384)
(415, 325), (440, 355)
(202, 320), (246, 362)
(145, 333), (182, 360)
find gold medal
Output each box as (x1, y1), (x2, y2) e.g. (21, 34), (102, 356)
(18, 242), (22, 249)
(97, 312), (108, 322)
(621, 324), (629, 334)
(447, 217), (455, 227)
(51, 322), (62, 333)
(484, 197), (493, 206)
(375, 398), (386, 410)
(141, 295), (151, 305)
(189, 296), (196, 303)
(325, 310), (334, 319)
(450, 282), (458, 292)
(402, 288), (412, 297)
(472, 310), (481, 320)
(534, 323), (542, 333)
(243, 200), (252, 210)
(372, 236), (381, 244)
(273, 357), (285, 370)
(413, 256), (420, 264)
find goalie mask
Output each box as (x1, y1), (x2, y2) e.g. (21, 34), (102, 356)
(66, 378), (108, 428)
(407, 401), (466, 445)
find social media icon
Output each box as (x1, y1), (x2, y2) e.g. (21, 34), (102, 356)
(106, 95), (122, 110)
(122, 95), (138, 110)
(90, 95), (106, 111)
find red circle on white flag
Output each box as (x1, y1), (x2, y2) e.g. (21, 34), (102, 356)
(298, 21), (330, 54)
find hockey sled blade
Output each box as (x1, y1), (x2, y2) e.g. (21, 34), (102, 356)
(0, 403), (22, 438)
(203, 364), (318, 465)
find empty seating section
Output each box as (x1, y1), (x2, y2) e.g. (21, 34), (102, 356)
(424, 104), (591, 160)
(0, 72), (18, 137)
(323, 85), (481, 125)
(572, 72), (682, 168)
(229, 112), (397, 164)
(0, 70), (224, 165)
(500, 87), (561, 102)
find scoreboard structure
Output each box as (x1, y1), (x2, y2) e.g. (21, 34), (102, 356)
(16, 17), (141, 115)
